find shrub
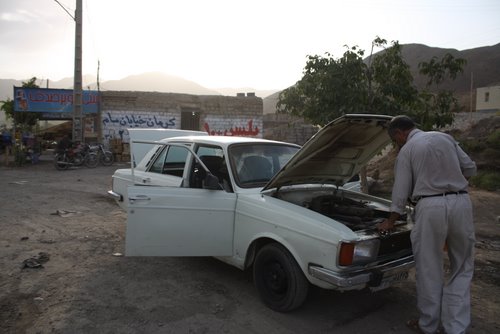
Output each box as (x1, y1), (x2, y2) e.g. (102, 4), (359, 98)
(470, 171), (500, 192)
(460, 138), (486, 153)
(486, 130), (500, 150)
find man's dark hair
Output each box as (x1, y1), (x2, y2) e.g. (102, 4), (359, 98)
(388, 115), (416, 137)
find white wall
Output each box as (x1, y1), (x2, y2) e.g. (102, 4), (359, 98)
(476, 86), (500, 112)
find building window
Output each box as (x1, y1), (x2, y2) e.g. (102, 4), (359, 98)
(484, 92), (490, 102)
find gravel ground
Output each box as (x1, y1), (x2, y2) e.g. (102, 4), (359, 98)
(1, 156), (499, 334)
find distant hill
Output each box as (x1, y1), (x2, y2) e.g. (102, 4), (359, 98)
(99, 72), (219, 95)
(2, 43), (498, 114)
(390, 43), (500, 93)
(263, 43), (500, 114)
(0, 72), (278, 101)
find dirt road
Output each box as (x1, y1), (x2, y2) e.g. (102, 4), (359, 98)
(1, 158), (499, 333)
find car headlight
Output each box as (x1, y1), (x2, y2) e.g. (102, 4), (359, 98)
(338, 239), (380, 266)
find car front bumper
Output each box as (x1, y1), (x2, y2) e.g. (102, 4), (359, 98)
(308, 254), (414, 291)
(107, 190), (123, 202)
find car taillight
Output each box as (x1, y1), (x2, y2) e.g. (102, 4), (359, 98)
(338, 239), (380, 266)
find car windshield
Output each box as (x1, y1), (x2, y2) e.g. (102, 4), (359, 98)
(229, 143), (300, 188)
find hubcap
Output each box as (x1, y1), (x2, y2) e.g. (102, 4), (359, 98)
(265, 262), (287, 295)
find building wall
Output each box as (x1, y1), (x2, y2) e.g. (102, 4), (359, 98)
(476, 86), (500, 112)
(263, 113), (319, 145)
(99, 91), (263, 143)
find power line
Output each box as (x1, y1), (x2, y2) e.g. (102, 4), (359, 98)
(53, 0), (75, 21)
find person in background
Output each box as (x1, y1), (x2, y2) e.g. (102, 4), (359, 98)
(57, 134), (73, 154)
(377, 115), (477, 334)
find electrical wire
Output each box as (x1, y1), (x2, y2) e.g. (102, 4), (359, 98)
(53, 0), (75, 21)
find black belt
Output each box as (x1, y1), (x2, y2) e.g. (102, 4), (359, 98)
(415, 190), (468, 202)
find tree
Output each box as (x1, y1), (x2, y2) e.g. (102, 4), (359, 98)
(414, 54), (467, 129)
(277, 46), (369, 126)
(277, 37), (466, 131)
(368, 38), (418, 115)
(1, 77), (42, 132)
(277, 38), (466, 193)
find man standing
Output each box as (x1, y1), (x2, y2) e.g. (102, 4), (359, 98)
(378, 116), (476, 334)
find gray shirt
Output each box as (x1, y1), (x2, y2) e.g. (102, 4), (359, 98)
(390, 129), (477, 215)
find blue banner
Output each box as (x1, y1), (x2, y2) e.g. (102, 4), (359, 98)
(13, 87), (99, 113)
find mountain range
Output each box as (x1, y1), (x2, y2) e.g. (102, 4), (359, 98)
(263, 42), (500, 114)
(0, 72), (278, 101)
(1, 43), (499, 114)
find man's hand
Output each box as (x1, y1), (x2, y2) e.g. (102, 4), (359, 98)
(377, 219), (395, 238)
(376, 212), (400, 238)
(377, 219), (395, 232)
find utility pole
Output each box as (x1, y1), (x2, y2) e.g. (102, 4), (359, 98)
(73, 0), (83, 143)
(469, 71), (474, 123)
(96, 60), (102, 142)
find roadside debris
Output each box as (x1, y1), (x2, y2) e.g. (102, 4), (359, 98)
(51, 209), (81, 217)
(21, 252), (50, 269)
(8, 180), (28, 185)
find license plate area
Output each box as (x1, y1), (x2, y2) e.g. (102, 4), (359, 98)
(370, 270), (409, 292)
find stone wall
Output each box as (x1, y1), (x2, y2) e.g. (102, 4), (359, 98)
(99, 91), (496, 146)
(99, 91), (263, 143)
(262, 114), (319, 145)
(263, 111), (499, 146)
(442, 110), (499, 132)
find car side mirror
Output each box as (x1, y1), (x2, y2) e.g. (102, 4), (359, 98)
(203, 173), (222, 190)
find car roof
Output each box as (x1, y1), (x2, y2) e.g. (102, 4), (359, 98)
(162, 135), (299, 147)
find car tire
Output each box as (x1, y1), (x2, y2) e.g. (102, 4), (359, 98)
(253, 243), (309, 312)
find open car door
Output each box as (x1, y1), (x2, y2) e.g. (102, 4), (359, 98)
(125, 142), (236, 257)
(126, 185), (236, 256)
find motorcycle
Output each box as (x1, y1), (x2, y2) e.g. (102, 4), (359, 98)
(54, 144), (98, 170)
(89, 143), (114, 166)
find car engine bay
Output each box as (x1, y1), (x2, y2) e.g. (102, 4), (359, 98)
(269, 187), (407, 232)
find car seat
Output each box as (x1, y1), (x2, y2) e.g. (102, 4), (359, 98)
(239, 156), (273, 183)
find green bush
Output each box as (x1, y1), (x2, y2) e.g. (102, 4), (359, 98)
(486, 130), (500, 150)
(460, 139), (486, 153)
(481, 148), (500, 162)
(470, 171), (500, 192)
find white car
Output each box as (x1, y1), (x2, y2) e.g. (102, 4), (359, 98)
(108, 114), (414, 312)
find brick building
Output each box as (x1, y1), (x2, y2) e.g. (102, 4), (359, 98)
(86, 90), (318, 147)
(97, 91), (263, 144)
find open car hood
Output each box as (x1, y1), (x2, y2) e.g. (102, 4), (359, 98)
(263, 114), (393, 191)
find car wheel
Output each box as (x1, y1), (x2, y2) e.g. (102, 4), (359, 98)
(253, 243), (309, 312)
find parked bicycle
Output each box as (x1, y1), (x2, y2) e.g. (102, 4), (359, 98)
(89, 143), (114, 166)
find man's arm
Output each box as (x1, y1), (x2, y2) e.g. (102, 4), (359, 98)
(377, 212), (400, 231)
(456, 142), (477, 178)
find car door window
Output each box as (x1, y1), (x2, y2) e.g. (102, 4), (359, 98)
(190, 145), (232, 192)
(149, 145), (189, 177)
(149, 146), (168, 173)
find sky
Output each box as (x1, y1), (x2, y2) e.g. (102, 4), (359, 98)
(0, 0), (499, 90)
